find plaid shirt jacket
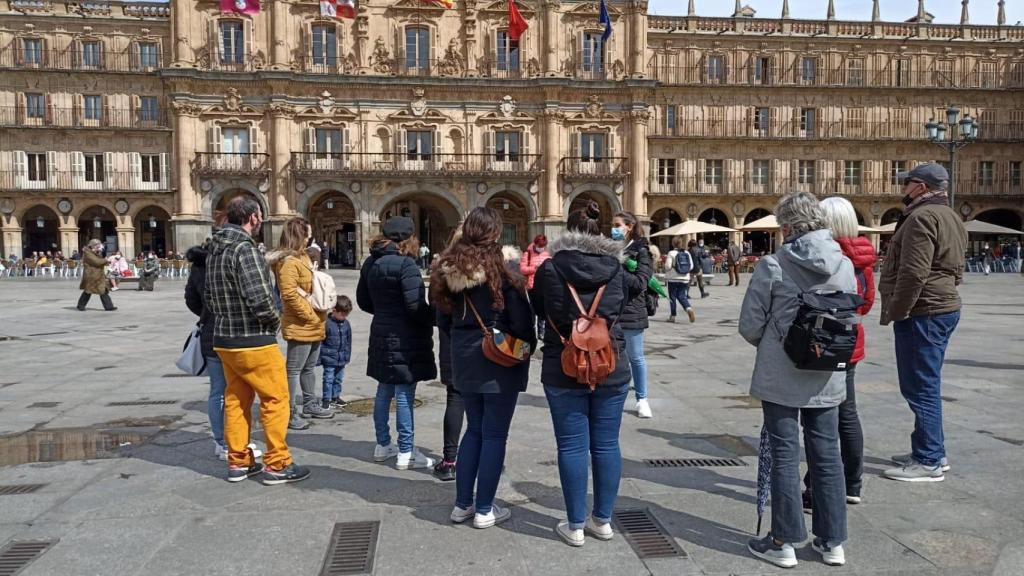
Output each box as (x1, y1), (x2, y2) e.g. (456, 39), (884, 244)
(205, 224), (281, 349)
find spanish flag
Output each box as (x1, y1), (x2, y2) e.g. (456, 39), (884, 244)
(423, 0), (453, 8)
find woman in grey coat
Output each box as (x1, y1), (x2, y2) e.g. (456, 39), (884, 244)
(739, 192), (856, 569)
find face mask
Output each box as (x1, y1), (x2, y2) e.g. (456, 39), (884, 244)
(698, 241), (704, 247)
(610, 227), (626, 242)
(901, 193), (914, 206)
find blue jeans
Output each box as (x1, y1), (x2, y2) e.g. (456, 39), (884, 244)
(456, 391), (520, 515)
(206, 355), (226, 448)
(322, 364), (345, 402)
(763, 401), (847, 544)
(544, 383), (629, 530)
(374, 382), (417, 453)
(894, 311), (960, 467)
(667, 281), (691, 317)
(622, 329), (648, 401)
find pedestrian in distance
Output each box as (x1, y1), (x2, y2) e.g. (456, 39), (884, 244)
(520, 234), (551, 338)
(76, 239), (116, 311)
(665, 237), (696, 323)
(726, 239), (742, 286)
(612, 212), (655, 419)
(319, 295), (352, 410)
(688, 239), (710, 298)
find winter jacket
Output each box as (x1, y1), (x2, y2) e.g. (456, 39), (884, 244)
(619, 238), (653, 331)
(836, 236), (877, 364)
(356, 241), (436, 384)
(436, 258), (536, 395)
(529, 232), (631, 390)
(665, 249), (691, 284)
(319, 317), (352, 367)
(739, 229), (857, 409)
(79, 249), (109, 295)
(184, 246), (215, 358)
(727, 244), (742, 264)
(270, 252), (327, 342)
(878, 202), (966, 325)
(519, 244), (551, 290)
(205, 224), (280, 349)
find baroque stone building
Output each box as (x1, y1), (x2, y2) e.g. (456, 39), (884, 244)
(1, 0), (1022, 263)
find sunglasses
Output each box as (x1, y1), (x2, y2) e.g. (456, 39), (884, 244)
(904, 178), (924, 186)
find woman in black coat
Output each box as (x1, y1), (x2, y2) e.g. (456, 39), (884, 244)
(356, 216), (437, 470)
(433, 207), (535, 529)
(184, 244), (226, 460)
(612, 212), (654, 419)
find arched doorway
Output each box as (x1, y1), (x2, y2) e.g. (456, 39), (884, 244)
(22, 205), (60, 257)
(972, 209), (1024, 257)
(650, 207), (683, 253)
(135, 206), (171, 258)
(309, 193), (358, 268)
(485, 193), (529, 248)
(880, 208), (902, 226)
(79, 205), (117, 254)
(698, 207), (730, 250)
(743, 208), (773, 255)
(380, 193), (461, 258)
(215, 190), (266, 245)
(568, 192), (614, 235)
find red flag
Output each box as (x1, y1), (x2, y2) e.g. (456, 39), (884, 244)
(508, 0), (529, 41)
(336, 0), (356, 18)
(220, 0), (260, 15)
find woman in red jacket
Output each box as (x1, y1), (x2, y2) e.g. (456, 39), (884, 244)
(520, 234), (551, 336)
(803, 197), (877, 507)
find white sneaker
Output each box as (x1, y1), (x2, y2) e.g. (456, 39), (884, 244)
(556, 521), (585, 547)
(373, 443), (399, 462)
(812, 538), (846, 566)
(450, 505), (475, 524)
(247, 443), (263, 460)
(396, 449), (435, 470)
(584, 517), (613, 541)
(636, 399), (653, 419)
(473, 504), (511, 529)
(214, 442), (227, 461)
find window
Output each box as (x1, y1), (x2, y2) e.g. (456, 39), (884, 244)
(22, 38), (43, 65)
(846, 107), (864, 137)
(220, 21), (245, 64)
(139, 96), (159, 123)
(936, 60), (953, 87)
(752, 160), (770, 185)
(406, 130), (433, 160)
(704, 159), (723, 185)
(895, 59), (910, 87)
(753, 107), (770, 134)
(315, 128), (343, 156)
(753, 56), (770, 84)
(801, 57), (817, 84)
(582, 32), (604, 72)
(799, 160), (816, 184)
(84, 154), (104, 182)
(27, 153), (47, 181)
(580, 133), (605, 162)
(141, 154), (161, 183)
(405, 27), (430, 71)
(664, 105), (677, 134)
(657, 158), (676, 185)
(707, 55), (725, 83)
(496, 30), (520, 72)
(979, 161), (995, 186)
(844, 161), (862, 186)
(1011, 161), (1022, 187)
(800, 108), (816, 136)
(846, 59), (864, 86)
(25, 93), (45, 119)
(138, 42), (159, 68)
(84, 95), (102, 121)
(979, 61), (997, 88)
(311, 24), (337, 67)
(890, 160), (907, 185)
(222, 128), (250, 154)
(81, 41), (102, 68)
(494, 131), (520, 161)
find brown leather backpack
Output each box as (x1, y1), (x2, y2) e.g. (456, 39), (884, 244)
(548, 283), (617, 390)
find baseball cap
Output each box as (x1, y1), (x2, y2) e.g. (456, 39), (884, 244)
(896, 163), (949, 189)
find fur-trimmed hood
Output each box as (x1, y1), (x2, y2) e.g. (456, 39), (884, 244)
(548, 231), (626, 262)
(439, 248), (520, 293)
(547, 232), (626, 291)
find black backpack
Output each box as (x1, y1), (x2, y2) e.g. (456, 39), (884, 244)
(784, 290), (865, 371)
(673, 250), (693, 275)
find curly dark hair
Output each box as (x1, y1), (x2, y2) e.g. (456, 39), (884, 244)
(430, 207), (524, 314)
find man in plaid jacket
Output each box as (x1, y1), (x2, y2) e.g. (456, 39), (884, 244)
(206, 196), (310, 486)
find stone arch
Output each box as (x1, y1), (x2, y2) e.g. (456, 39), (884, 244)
(134, 205), (173, 257)
(20, 204), (60, 257)
(295, 181), (364, 219)
(78, 204), (119, 254)
(650, 207), (683, 252)
(743, 207), (774, 255)
(483, 191), (531, 248)
(203, 181), (270, 221)
(565, 188), (621, 234)
(975, 208), (1023, 231)
(376, 183), (465, 257)
(305, 188), (361, 268)
(374, 183), (466, 223)
(478, 183), (539, 223)
(698, 207), (730, 249)
(73, 199), (119, 223)
(880, 208), (903, 226)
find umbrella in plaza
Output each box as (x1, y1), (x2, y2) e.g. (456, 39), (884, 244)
(875, 222), (898, 234)
(964, 219), (1024, 235)
(651, 220), (737, 237)
(755, 424), (772, 535)
(741, 214), (779, 231)
(858, 225), (881, 234)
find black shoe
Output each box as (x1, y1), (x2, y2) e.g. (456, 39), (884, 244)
(802, 490), (813, 513)
(227, 463), (265, 483)
(104, 307), (118, 311)
(433, 460), (456, 482)
(77, 306), (86, 311)
(330, 398), (348, 409)
(262, 463), (311, 485)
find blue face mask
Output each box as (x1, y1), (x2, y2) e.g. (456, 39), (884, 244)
(610, 227), (626, 241)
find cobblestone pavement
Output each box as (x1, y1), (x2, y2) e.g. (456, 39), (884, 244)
(0, 271), (1022, 575)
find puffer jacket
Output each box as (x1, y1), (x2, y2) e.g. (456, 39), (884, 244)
(739, 229), (857, 409)
(79, 249), (108, 295)
(619, 238), (653, 331)
(205, 224), (280, 349)
(837, 236), (877, 364)
(184, 246), (215, 358)
(529, 232), (630, 389)
(270, 252), (327, 342)
(319, 316), (351, 367)
(519, 244), (551, 290)
(356, 241), (436, 384)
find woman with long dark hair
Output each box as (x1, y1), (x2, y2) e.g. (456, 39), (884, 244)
(612, 212), (654, 419)
(432, 207), (535, 528)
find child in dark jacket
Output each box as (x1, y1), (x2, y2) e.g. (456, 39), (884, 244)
(320, 295), (353, 409)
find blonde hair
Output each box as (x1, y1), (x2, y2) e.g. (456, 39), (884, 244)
(279, 217), (311, 255)
(819, 197), (860, 240)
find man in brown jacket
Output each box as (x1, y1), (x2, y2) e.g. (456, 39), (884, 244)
(76, 239), (116, 311)
(878, 163), (966, 483)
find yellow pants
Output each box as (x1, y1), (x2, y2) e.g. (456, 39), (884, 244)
(215, 345), (292, 470)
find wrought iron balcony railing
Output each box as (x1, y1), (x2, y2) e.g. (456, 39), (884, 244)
(0, 106), (169, 129)
(290, 152), (542, 177)
(194, 153), (271, 175)
(559, 157), (629, 180)
(0, 48), (163, 73)
(0, 170), (170, 192)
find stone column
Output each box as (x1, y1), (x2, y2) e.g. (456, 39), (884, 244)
(270, 0), (290, 70)
(268, 103), (295, 220)
(629, 1), (647, 78)
(463, 16), (478, 77)
(541, 109), (564, 232)
(59, 223), (79, 258)
(356, 16), (370, 71)
(542, 0), (559, 77)
(171, 0), (194, 67)
(627, 109), (649, 217)
(2, 226), (22, 258)
(171, 102), (201, 218)
(116, 225), (136, 259)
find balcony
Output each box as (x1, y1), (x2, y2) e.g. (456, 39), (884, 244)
(648, 65), (1024, 90)
(0, 170), (170, 193)
(0, 107), (169, 129)
(650, 120), (1024, 142)
(0, 48), (163, 73)
(194, 153), (271, 176)
(559, 157), (629, 181)
(204, 54), (265, 73)
(290, 152), (543, 178)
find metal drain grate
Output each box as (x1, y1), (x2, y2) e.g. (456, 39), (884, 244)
(645, 458), (747, 468)
(319, 521), (379, 575)
(0, 540), (56, 576)
(613, 509), (685, 559)
(0, 484), (47, 496)
(27, 402), (59, 409)
(107, 400), (179, 407)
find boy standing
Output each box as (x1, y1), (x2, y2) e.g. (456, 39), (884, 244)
(321, 295), (353, 409)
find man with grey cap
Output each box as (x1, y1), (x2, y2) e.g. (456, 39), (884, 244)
(879, 163), (967, 483)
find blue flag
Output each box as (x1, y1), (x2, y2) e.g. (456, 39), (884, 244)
(600, 0), (612, 42)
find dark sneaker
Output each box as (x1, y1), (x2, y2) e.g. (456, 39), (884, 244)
(433, 460), (456, 482)
(227, 463), (265, 483)
(288, 413), (310, 430)
(747, 534), (797, 568)
(262, 463), (311, 485)
(802, 490), (813, 513)
(812, 537), (846, 566)
(331, 398), (348, 409)
(303, 402), (334, 419)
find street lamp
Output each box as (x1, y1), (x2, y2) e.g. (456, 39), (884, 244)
(924, 105), (979, 210)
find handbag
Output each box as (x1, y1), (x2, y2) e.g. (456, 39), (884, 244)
(175, 323), (208, 376)
(465, 297), (530, 368)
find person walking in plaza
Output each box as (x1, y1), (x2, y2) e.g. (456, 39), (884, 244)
(319, 295), (352, 410)
(419, 242), (431, 271)
(530, 203), (633, 547)
(740, 192), (856, 568)
(688, 239), (709, 298)
(665, 237), (696, 323)
(520, 234), (551, 337)
(433, 207), (535, 529)
(357, 216), (437, 470)
(801, 197), (877, 509)
(76, 239), (116, 311)
(270, 218), (333, 430)
(1011, 240), (1023, 273)
(613, 212), (654, 419)
(207, 196), (310, 485)
(880, 163), (967, 483)
(726, 239), (742, 286)
(982, 243), (994, 275)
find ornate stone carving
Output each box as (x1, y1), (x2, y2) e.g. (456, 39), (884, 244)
(195, 47), (211, 70)
(252, 50), (267, 69)
(224, 87), (243, 112)
(584, 96), (604, 119)
(371, 36), (394, 74)
(410, 88), (427, 117)
(437, 38), (464, 76)
(268, 102), (297, 119)
(342, 52), (358, 74)
(541, 108), (566, 123)
(318, 91), (336, 114)
(561, 57), (577, 77)
(627, 109), (651, 124)
(171, 100), (203, 117)
(526, 57), (540, 77)
(612, 59), (626, 80)
(499, 95), (517, 118)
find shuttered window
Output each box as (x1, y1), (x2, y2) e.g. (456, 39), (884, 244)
(141, 154), (161, 183)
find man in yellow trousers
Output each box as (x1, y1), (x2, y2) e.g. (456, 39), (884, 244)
(206, 196), (311, 485)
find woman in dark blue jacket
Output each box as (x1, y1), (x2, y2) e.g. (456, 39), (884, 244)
(433, 207), (535, 530)
(356, 216), (437, 470)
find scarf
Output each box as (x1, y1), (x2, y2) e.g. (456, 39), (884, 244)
(903, 187), (948, 214)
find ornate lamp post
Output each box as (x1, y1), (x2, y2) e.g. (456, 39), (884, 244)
(924, 105), (979, 209)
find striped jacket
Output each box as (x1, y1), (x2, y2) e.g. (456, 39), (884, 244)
(205, 224), (280, 349)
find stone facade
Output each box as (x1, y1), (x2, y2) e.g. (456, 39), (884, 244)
(1, 0), (1021, 263)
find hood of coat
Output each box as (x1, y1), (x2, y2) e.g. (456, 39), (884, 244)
(185, 245), (208, 267)
(209, 224), (254, 257)
(439, 247), (519, 293)
(548, 232), (625, 290)
(370, 241), (400, 259)
(265, 250), (289, 268)
(777, 229), (847, 282)
(836, 236), (878, 270)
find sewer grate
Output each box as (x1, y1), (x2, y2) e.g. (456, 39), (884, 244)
(0, 484), (47, 496)
(613, 509), (685, 560)
(319, 521), (379, 575)
(645, 458), (747, 468)
(0, 540), (57, 576)
(27, 402), (60, 409)
(107, 400), (179, 407)
(343, 398), (423, 416)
